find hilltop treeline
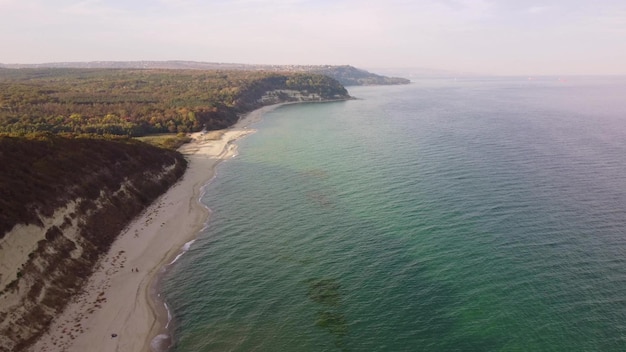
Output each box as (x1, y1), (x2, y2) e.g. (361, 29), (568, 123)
(0, 68), (349, 136)
(0, 61), (412, 87)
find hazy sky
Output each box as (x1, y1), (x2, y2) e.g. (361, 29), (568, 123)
(1, 0), (625, 75)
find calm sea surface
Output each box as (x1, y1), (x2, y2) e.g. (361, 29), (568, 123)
(162, 77), (626, 351)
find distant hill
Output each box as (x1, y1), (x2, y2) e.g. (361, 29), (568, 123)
(0, 61), (410, 86)
(307, 65), (410, 85)
(367, 67), (481, 79)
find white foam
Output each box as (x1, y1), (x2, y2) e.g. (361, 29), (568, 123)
(181, 239), (195, 252)
(168, 239), (196, 265)
(164, 302), (173, 329)
(150, 333), (171, 352)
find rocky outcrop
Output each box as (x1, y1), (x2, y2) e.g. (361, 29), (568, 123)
(0, 135), (186, 351)
(258, 89), (346, 105)
(234, 73), (351, 112)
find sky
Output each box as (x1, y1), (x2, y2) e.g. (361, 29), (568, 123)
(1, 0), (625, 75)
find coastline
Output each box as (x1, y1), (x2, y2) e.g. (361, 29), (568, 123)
(28, 103), (283, 352)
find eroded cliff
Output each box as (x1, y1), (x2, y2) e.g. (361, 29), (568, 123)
(0, 135), (186, 351)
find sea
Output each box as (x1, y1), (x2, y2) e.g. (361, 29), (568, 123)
(161, 76), (626, 351)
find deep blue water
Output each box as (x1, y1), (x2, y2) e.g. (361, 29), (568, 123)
(162, 77), (626, 351)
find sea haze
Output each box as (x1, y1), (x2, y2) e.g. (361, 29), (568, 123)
(162, 76), (626, 351)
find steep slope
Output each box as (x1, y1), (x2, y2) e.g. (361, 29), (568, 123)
(0, 135), (186, 351)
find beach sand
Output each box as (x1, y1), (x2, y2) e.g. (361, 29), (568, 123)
(28, 104), (281, 352)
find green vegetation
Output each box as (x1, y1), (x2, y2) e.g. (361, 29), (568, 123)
(0, 68), (349, 137)
(0, 68), (349, 235)
(135, 132), (192, 150)
(0, 61), (411, 86)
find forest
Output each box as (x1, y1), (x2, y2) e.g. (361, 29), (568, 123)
(0, 68), (349, 136)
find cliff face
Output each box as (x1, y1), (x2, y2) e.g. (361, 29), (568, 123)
(242, 74), (351, 107)
(0, 135), (187, 351)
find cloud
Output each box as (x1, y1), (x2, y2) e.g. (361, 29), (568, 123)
(583, 9), (626, 34)
(60, 0), (123, 16)
(527, 5), (551, 14)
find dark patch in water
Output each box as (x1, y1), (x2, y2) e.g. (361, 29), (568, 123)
(302, 169), (329, 180)
(315, 310), (348, 336)
(307, 278), (341, 306)
(306, 278), (348, 350)
(306, 191), (334, 208)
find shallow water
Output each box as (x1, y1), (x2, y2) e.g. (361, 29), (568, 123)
(163, 77), (626, 351)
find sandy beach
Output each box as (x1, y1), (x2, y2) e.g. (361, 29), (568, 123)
(28, 104), (281, 352)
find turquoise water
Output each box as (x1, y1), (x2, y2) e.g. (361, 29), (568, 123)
(162, 77), (626, 351)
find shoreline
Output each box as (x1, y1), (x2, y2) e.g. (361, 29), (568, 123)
(28, 103), (284, 352)
(147, 103), (285, 351)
